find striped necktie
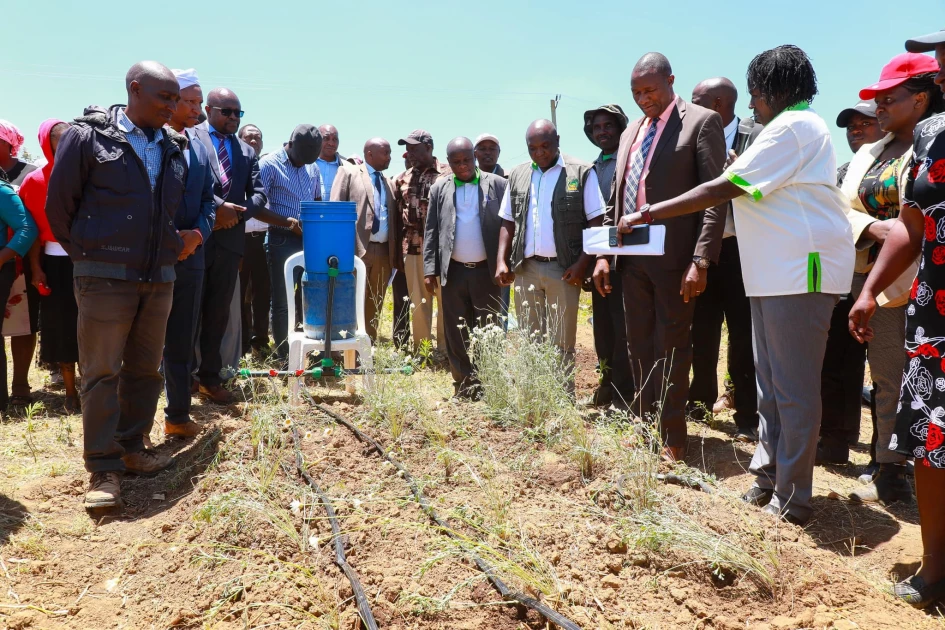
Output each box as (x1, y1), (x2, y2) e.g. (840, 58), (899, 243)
(371, 171), (383, 234)
(623, 118), (659, 215)
(212, 131), (233, 197)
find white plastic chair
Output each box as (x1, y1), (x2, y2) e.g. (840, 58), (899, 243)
(284, 251), (374, 404)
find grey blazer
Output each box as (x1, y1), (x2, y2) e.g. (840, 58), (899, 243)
(423, 171), (507, 286)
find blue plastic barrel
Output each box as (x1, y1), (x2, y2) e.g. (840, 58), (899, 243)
(301, 271), (357, 340)
(300, 201), (356, 273)
(298, 201), (358, 341)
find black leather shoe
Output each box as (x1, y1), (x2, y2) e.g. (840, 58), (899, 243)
(815, 443), (849, 465)
(762, 503), (808, 526)
(742, 486), (774, 507)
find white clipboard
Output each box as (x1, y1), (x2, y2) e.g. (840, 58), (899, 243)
(582, 225), (666, 256)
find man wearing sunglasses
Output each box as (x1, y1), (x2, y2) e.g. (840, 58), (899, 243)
(192, 87), (298, 404)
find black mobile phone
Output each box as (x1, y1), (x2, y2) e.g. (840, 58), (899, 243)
(610, 225), (650, 247)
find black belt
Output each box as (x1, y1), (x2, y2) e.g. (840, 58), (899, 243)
(451, 259), (488, 269)
(529, 255), (557, 263)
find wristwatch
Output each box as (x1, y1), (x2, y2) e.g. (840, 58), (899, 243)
(639, 203), (654, 225)
(692, 256), (710, 269)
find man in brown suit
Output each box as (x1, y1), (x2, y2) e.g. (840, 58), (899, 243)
(593, 52), (726, 461)
(330, 138), (401, 341)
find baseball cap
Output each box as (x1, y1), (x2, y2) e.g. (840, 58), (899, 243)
(858, 52), (940, 99)
(397, 129), (433, 146)
(836, 101), (877, 128)
(474, 133), (500, 149)
(906, 29), (945, 53)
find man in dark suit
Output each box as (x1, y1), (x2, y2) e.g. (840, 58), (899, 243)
(331, 137), (400, 341)
(192, 87), (296, 404)
(688, 77), (762, 443)
(423, 137), (507, 398)
(161, 68), (215, 438)
(593, 53), (727, 461)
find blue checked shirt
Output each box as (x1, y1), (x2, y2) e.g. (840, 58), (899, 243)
(316, 156), (342, 200)
(259, 148), (322, 226)
(116, 108), (163, 189)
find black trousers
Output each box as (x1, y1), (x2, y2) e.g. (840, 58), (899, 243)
(689, 237), (758, 431)
(820, 291), (865, 447)
(240, 230), (270, 354)
(441, 262), (501, 392)
(591, 272), (635, 406)
(163, 265), (203, 425)
(392, 268), (410, 349)
(198, 244), (241, 387)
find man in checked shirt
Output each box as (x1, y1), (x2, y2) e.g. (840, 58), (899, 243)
(392, 129), (451, 352)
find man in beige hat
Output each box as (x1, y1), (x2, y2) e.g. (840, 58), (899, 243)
(474, 133), (504, 178)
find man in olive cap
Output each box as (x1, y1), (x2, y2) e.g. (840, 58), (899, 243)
(259, 124), (322, 362)
(583, 104), (634, 408)
(393, 129), (450, 352)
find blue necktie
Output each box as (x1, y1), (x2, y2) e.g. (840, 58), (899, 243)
(372, 171), (383, 234)
(623, 118), (659, 215)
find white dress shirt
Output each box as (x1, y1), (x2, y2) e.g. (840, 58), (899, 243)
(366, 163), (389, 243)
(451, 177), (487, 263)
(498, 155), (604, 259)
(723, 116), (740, 238)
(724, 116), (739, 152)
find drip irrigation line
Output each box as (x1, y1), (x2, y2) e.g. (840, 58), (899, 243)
(656, 473), (715, 495)
(288, 425), (379, 630)
(300, 393), (582, 630)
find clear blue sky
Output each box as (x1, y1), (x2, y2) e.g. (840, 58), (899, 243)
(3, 2), (943, 167)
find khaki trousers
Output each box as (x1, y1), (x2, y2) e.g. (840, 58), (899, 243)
(513, 258), (580, 371)
(404, 253), (445, 350)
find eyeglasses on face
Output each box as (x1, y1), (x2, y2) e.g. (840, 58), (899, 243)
(211, 107), (245, 118)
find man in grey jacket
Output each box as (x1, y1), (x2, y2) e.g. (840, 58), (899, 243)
(423, 137), (507, 398)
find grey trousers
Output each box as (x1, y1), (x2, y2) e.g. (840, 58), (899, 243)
(851, 274), (908, 464)
(749, 292), (837, 521)
(75, 277), (174, 473)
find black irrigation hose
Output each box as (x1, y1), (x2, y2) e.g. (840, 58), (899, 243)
(301, 393), (582, 630)
(656, 473), (715, 495)
(288, 425), (379, 630)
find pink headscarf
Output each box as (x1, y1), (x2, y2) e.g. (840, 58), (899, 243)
(0, 120), (24, 157)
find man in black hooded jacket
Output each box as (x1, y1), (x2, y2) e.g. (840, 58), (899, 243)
(47, 60), (186, 511)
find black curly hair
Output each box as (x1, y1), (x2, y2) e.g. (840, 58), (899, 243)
(746, 45), (818, 114)
(901, 72), (945, 120)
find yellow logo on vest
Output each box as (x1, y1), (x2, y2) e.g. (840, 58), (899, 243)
(566, 178), (579, 192)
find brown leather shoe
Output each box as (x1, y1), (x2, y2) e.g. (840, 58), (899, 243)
(84, 471), (123, 509)
(165, 420), (202, 438)
(121, 449), (172, 477)
(661, 445), (686, 463)
(198, 383), (236, 405)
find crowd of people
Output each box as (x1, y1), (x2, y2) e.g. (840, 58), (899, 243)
(1, 30), (945, 609)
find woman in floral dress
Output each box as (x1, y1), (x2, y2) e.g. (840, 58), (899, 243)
(849, 34), (945, 609)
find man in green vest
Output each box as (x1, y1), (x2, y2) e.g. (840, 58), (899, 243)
(495, 119), (606, 384)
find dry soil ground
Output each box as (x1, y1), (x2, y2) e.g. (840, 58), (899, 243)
(0, 298), (941, 630)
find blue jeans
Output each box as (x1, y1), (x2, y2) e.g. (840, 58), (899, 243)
(266, 230), (304, 361)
